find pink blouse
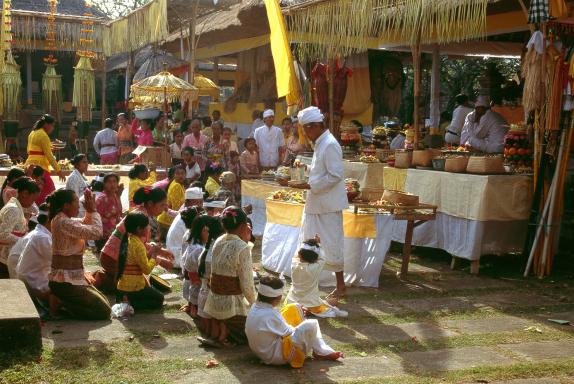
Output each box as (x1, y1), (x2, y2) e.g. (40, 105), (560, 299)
(136, 129), (154, 146)
(100, 206), (152, 262)
(96, 192), (122, 239)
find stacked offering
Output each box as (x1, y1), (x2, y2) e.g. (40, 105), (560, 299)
(504, 129), (533, 173)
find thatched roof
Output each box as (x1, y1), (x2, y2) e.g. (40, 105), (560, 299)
(162, 0), (266, 58)
(11, 0), (107, 18)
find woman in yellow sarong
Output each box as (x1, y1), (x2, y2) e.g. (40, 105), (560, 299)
(25, 114), (66, 204)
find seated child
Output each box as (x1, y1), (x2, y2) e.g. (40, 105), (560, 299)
(179, 206), (203, 317)
(195, 216), (225, 340)
(204, 162), (223, 198)
(128, 164), (157, 208)
(246, 275), (343, 368)
(285, 237), (348, 318)
(116, 212), (170, 311)
(214, 171), (237, 206)
(240, 138), (259, 177)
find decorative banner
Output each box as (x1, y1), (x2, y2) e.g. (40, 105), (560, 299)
(1, 50), (21, 121)
(73, 0), (96, 122)
(42, 0), (62, 121)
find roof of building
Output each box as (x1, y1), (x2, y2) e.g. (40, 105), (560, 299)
(11, 0), (107, 19)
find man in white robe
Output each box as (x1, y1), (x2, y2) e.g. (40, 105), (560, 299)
(253, 109), (284, 169)
(245, 275), (342, 368)
(166, 187), (204, 269)
(445, 94), (474, 145)
(460, 95), (508, 153)
(293, 106), (348, 298)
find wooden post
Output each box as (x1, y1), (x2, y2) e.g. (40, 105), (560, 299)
(430, 44), (440, 129)
(328, 58), (334, 136)
(412, 37), (421, 148)
(26, 52), (32, 105)
(400, 220), (415, 277)
(213, 57), (220, 102)
(188, 0), (199, 116)
(180, 22), (185, 60)
(101, 61), (107, 129)
(125, 51), (134, 102)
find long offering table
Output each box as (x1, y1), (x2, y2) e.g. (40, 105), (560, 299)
(244, 167), (533, 278)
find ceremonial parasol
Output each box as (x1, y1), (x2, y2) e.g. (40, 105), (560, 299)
(130, 71), (198, 107)
(193, 74), (219, 99)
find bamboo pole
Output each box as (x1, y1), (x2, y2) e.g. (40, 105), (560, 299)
(101, 61), (107, 129)
(328, 57), (335, 137)
(188, 0), (199, 116)
(412, 39), (421, 147)
(430, 44), (440, 129)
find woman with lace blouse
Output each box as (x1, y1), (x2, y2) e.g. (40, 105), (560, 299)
(203, 206), (255, 346)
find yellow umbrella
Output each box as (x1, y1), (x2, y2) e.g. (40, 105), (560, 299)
(130, 71), (199, 107)
(194, 74), (219, 99)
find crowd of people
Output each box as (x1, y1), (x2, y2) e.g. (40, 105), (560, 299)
(0, 106), (346, 368)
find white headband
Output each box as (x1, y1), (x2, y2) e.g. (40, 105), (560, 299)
(29, 216), (38, 224)
(258, 283), (283, 297)
(301, 243), (320, 254)
(94, 175), (105, 182)
(38, 209), (49, 216)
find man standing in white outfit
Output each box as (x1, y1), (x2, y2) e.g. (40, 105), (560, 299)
(444, 94), (473, 145)
(253, 109), (284, 170)
(293, 106), (348, 298)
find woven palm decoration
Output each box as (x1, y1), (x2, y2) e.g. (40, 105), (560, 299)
(1, 51), (21, 121)
(42, 0), (62, 121)
(72, 0), (96, 122)
(286, 0), (489, 60)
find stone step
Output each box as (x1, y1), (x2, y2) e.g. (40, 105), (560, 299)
(0, 280), (42, 355)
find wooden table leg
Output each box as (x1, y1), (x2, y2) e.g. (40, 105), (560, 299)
(400, 220), (415, 277)
(470, 260), (480, 275)
(450, 255), (458, 270)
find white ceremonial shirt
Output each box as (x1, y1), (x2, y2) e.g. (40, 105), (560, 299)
(186, 162), (201, 181)
(66, 169), (89, 217)
(16, 224), (52, 293)
(166, 213), (186, 268)
(306, 130), (348, 214)
(245, 302), (293, 365)
(460, 110), (508, 153)
(93, 128), (119, 155)
(445, 105), (473, 145)
(253, 124), (284, 168)
(286, 257), (325, 308)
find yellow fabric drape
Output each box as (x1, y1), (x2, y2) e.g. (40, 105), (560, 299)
(264, 0), (300, 115)
(280, 304), (306, 369)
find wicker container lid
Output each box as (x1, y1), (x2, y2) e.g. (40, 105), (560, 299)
(382, 190), (419, 206)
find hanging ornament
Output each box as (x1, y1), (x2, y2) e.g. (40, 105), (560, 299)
(72, 0), (96, 122)
(42, 0), (62, 121)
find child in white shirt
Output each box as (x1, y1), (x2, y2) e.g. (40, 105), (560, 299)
(285, 237), (348, 318)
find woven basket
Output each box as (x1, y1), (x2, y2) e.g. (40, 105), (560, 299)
(412, 150), (433, 167)
(444, 156), (469, 173)
(466, 156), (505, 174)
(382, 190), (419, 206)
(376, 148), (395, 162)
(361, 187), (385, 202)
(394, 150), (412, 169)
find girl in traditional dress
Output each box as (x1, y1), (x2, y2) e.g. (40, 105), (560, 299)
(97, 187), (173, 293)
(47, 189), (111, 320)
(0, 177), (40, 278)
(203, 206), (255, 346)
(95, 173), (122, 252)
(0, 167), (25, 208)
(117, 113), (134, 164)
(116, 212), (170, 311)
(157, 165), (186, 241)
(25, 114), (65, 203)
(128, 164), (157, 208)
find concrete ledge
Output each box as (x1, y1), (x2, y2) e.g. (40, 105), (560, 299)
(0, 280), (42, 354)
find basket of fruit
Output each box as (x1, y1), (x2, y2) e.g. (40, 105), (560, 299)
(359, 155), (380, 163)
(466, 155), (505, 174)
(444, 156), (469, 173)
(345, 178), (361, 202)
(412, 149), (434, 167)
(504, 131), (532, 171)
(394, 150), (412, 169)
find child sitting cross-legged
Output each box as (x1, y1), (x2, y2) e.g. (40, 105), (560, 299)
(285, 236), (348, 318)
(245, 275), (343, 368)
(116, 212), (172, 311)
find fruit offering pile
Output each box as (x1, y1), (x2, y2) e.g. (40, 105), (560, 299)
(504, 131), (532, 169)
(344, 178), (360, 193)
(271, 190), (306, 204)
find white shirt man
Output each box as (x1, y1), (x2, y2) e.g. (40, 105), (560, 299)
(16, 223), (52, 294)
(460, 96), (508, 153)
(253, 109), (284, 169)
(166, 187), (204, 268)
(93, 127), (119, 156)
(445, 95), (474, 145)
(297, 106), (348, 296)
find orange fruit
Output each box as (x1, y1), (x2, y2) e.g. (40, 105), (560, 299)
(517, 148), (526, 156)
(508, 147), (517, 156)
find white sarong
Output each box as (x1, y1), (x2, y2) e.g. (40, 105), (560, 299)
(300, 211), (344, 273)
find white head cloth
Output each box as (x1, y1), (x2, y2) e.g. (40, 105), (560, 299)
(258, 283), (283, 297)
(263, 109), (275, 118)
(297, 106), (324, 125)
(185, 187), (204, 200)
(301, 242), (320, 254)
(38, 209), (49, 216)
(475, 95), (491, 108)
(94, 174), (105, 183)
